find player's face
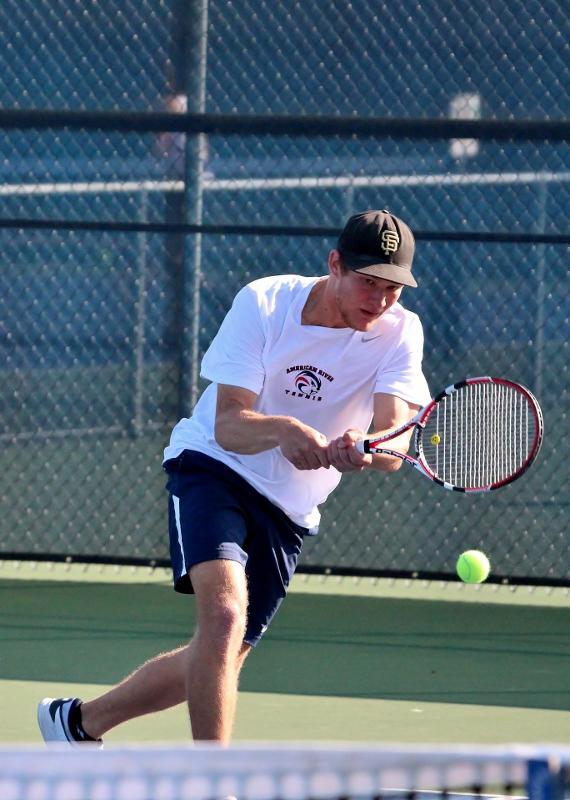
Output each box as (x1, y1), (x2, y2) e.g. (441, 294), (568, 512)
(333, 266), (403, 331)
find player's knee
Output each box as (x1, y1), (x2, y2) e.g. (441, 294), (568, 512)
(203, 598), (247, 651)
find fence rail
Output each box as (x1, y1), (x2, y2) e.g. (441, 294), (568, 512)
(1, 108), (569, 139)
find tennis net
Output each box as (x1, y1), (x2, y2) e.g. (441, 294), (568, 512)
(1, 743), (568, 800)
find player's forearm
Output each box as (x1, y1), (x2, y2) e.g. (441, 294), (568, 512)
(368, 452), (405, 472)
(366, 430), (412, 473)
(215, 407), (295, 454)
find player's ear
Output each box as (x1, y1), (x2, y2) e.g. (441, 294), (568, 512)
(328, 249), (343, 276)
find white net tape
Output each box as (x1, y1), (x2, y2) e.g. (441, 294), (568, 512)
(0, 744), (568, 800)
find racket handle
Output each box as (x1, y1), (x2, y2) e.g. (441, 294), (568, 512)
(355, 439), (366, 454)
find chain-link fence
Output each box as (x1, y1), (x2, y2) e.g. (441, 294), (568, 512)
(0, 0), (568, 584)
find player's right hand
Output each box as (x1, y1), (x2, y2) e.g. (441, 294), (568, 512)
(326, 428), (373, 472)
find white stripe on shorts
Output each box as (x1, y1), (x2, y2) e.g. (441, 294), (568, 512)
(172, 495), (187, 579)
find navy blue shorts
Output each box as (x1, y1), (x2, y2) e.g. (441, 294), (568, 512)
(163, 450), (310, 646)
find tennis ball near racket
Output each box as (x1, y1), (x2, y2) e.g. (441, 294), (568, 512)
(456, 550), (490, 584)
(430, 433), (441, 445)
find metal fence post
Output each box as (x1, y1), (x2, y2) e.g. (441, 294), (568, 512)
(132, 190), (148, 436)
(534, 181), (547, 399)
(178, 0), (209, 419)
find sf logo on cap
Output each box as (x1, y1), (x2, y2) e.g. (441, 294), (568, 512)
(380, 229), (400, 255)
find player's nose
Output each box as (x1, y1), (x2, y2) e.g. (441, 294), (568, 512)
(368, 286), (389, 309)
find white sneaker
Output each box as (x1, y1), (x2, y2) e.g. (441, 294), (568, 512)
(37, 697), (103, 747)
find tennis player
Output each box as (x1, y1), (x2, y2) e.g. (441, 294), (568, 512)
(37, 209), (431, 745)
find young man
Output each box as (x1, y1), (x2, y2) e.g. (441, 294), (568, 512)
(37, 209), (431, 746)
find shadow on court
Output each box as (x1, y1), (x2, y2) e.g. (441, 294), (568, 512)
(1, 577), (568, 711)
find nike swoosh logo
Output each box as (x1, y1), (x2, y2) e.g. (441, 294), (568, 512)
(361, 333), (383, 342)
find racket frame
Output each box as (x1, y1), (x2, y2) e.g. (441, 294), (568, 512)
(359, 376), (543, 492)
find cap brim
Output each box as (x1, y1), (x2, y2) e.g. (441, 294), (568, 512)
(352, 262), (418, 288)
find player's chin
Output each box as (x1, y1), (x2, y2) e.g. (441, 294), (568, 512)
(359, 309), (383, 328)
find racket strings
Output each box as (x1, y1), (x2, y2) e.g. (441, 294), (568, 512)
(421, 382), (538, 488)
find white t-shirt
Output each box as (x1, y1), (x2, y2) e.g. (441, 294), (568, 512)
(164, 274), (431, 528)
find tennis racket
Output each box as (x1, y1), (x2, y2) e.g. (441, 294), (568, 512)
(356, 377), (543, 492)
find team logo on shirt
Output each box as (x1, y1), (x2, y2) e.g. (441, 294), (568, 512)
(295, 370), (321, 396)
(285, 365), (334, 402)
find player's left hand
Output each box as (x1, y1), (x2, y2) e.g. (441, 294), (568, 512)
(326, 428), (372, 472)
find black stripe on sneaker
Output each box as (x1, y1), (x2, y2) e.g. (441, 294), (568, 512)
(67, 698), (101, 743)
(50, 699), (74, 742)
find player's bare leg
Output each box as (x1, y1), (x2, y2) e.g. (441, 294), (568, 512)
(186, 559), (251, 742)
(78, 560), (250, 741)
(79, 644), (189, 738)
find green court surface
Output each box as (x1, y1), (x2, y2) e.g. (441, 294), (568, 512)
(1, 562), (569, 745)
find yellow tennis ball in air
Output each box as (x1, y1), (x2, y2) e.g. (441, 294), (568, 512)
(456, 550), (491, 584)
(430, 433), (441, 445)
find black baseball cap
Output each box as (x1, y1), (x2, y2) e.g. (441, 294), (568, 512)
(337, 209), (417, 288)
